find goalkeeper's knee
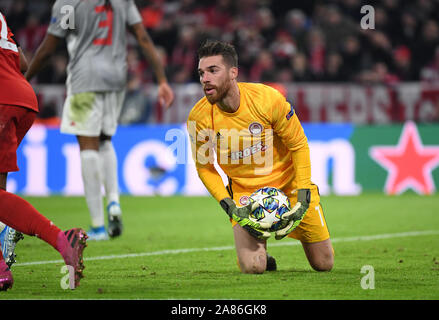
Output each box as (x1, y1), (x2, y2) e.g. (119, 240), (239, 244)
(237, 254), (266, 274)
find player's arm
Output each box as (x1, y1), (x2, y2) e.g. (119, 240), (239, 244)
(187, 118), (270, 239)
(128, 23), (174, 109)
(10, 31), (28, 73)
(24, 34), (60, 81)
(271, 92), (311, 239)
(25, 0), (68, 81)
(187, 117), (230, 202)
(18, 47), (28, 73)
(272, 99), (312, 189)
(7, 25), (27, 73)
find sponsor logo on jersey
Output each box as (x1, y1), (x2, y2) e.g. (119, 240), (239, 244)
(230, 141), (267, 160)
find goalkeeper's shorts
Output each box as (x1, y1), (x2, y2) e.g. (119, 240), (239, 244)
(229, 184), (330, 243)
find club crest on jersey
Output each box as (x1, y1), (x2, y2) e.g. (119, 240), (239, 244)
(248, 122), (263, 135)
(286, 104), (295, 120)
(239, 195), (250, 206)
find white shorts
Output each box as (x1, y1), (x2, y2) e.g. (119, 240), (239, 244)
(60, 90), (125, 137)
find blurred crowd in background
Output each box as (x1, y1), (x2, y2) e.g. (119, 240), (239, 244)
(2, 0), (439, 86)
(1, 0), (439, 124)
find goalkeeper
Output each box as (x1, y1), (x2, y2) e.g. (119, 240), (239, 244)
(187, 40), (333, 273)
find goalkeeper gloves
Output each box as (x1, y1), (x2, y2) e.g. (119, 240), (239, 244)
(220, 198), (271, 240)
(274, 189), (310, 240)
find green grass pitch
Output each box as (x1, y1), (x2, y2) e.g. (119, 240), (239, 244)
(1, 193), (438, 300)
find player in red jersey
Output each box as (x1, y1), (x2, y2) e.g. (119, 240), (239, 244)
(0, 11), (88, 291)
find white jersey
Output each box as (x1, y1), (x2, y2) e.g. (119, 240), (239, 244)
(47, 0), (142, 94)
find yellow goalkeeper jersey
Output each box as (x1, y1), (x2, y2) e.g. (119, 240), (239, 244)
(187, 82), (313, 202)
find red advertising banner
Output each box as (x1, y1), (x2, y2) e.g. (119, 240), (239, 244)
(285, 83), (439, 124)
(34, 83), (439, 124)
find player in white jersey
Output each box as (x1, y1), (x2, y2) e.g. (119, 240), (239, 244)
(25, 0), (174, 240)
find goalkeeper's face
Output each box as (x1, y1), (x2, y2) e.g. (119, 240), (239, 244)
(198, 55), (237, 105)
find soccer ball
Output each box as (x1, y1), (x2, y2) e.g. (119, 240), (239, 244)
(249, 187), (291, 232)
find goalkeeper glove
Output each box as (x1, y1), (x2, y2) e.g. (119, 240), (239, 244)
(274, 189), (310, 240)
(220, 198), (271, 240)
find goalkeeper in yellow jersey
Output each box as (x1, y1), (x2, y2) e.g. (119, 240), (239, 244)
(187, 40), (333, 273)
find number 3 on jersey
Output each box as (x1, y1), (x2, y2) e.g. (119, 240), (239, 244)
(0, 13), (18, 52)
(93, 5), (113, 46)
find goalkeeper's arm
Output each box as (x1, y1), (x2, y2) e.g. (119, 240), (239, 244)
(274, 142), (312, 239)
(196, 165), (231, 203)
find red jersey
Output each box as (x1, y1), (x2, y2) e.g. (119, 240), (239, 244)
(0, 12), (38, 112)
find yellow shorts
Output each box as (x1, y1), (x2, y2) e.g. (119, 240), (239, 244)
(229, 184), (330, 243)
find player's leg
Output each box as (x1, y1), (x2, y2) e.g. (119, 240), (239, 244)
(233, 224), (267, 274)
(99, 134), (119, 206)
(99, 134), (122, 237)
(0, 174), (24, 269)
(0, 108), (61, 249)
(0, 106), (87, 289)
(76, 135), (107, 240)
(100, 90), (125, 238)
(0, 187), (88, 288)
(287, 187), (334, 271)
(0, 106), (30, 270)
(0, 180), (14, 291)
(0, 219), (24, 268)
(301, 239), (334, 271)
(60, 92), (108, 240)
(0, 245), (13, 291)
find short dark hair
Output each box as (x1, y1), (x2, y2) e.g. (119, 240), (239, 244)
(198, 40), (238, 68)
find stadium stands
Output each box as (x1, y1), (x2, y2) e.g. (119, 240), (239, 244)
(1, 0), (439, 123)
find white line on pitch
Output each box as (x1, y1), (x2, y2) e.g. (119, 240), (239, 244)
(13, 230), (439, 267)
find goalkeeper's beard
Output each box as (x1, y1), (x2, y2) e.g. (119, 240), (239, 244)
(204, 78), (231, 105)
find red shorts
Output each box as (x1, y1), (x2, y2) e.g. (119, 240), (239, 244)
(0, 104), (37, 172)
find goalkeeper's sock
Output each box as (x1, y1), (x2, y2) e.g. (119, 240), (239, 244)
(80, 150), (104, 227)
(99, 140), (120, 206)
(266, 253), (277, 271)
(0, 189), (61, 249)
